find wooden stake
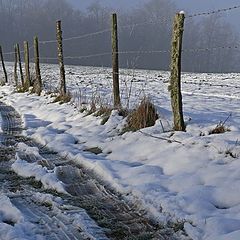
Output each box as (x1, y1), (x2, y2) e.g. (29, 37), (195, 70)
(56, 20), (66, 96)
(24, 41), (30, 89)
(16, 43), (24, 86)
(169, 13), (185, 131)
(112, 13), (121, 108)
(34, 36), (42, 95)
(0, 46), (8, 83)
(14, 44), (18, 86)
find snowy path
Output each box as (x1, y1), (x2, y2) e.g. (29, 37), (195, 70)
(0, 102), (180, 239)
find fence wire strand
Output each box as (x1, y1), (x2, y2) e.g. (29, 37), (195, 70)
(182, 45), (240, 53)
(2, 45), (34, 57)
(187, 5), (240, 18)
(39, 17), (172, 45)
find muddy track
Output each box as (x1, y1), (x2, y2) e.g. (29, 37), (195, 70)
(0, 102), (183, 240)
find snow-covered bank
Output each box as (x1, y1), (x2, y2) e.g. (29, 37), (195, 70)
(1, 66), (240, 239)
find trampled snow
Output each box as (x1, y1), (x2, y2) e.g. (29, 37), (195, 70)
(0, 64), (240, 239)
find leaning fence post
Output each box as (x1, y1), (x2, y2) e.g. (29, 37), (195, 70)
(112, 13), (121, 108)
(16, 43), (24, 86)
(14, 45), (18, 86)
(169, 12), (185, 131)
(0, 46), (8, 83)
(56, 20), (66, 96)
(24, 41), (31, 89)
(34, 36), (42, 95)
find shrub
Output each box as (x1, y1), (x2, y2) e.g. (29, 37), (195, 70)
(53, 92), (71, 104)
(209, 123), (230, 135)
(123, 97), (158, 132)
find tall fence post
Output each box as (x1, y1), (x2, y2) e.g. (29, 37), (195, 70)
(112, 13), (121, 108)
(24, 41), (30, 89)
(14, 44), (18, 86)
(0, 46), (8, 83)
(16, 43), (24, 86)
(34, 36), (42, 95)
(169, 12), (185, 131)
(56, 20), (66, 96)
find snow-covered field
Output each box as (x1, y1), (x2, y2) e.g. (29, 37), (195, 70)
(1, 63), (240, 239)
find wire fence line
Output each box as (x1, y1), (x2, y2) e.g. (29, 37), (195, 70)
(4, 44), (240, 63)
(186, 5), (240, 18)
(1, 6), (240, 79)
(37, 45), (240, 62)
(38, 17), (172, 45)
(2, 45), (34, 57)
(182, 45), (240, 53)
(2, 4), (239, 59)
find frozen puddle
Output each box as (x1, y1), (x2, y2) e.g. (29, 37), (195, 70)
(0, 102), (183, 239)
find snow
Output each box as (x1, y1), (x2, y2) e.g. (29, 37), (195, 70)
(12, 143), (67, 194)
(1, 64), (240, 239)
(0, 194), (42, 240)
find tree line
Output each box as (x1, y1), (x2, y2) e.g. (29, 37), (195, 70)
(0, 0), (239, 72)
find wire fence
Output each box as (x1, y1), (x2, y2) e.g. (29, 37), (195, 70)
(186, 5), (240, 18)
(1, 5), (240, 115)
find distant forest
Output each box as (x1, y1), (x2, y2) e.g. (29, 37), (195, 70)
(0, 0), (239, 72)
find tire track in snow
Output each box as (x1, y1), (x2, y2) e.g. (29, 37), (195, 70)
(0, 102), (107, 240)
(0, 101), (187, 240)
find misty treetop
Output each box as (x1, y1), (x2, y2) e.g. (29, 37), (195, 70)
(0, 0), (239, 72)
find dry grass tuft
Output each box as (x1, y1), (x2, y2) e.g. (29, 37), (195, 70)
(123, 97), (158, 132)
(209, 123), (230, 135)
(53, 92), (71, 104)
(94, 105), (113, 125)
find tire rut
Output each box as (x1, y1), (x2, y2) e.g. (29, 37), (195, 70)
(0, 101), (185, 240)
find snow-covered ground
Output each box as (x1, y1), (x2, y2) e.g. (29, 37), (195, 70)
(1, 63), (240, 239)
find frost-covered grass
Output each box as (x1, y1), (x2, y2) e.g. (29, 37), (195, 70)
(1, 63), (240, 239)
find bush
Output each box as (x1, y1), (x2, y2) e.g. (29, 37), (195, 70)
(209, 123), (230, 135)
(53, 92), (71, 104)
(123, 97), (158, 132)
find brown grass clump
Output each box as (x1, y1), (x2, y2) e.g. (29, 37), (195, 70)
(209, 123), (230, 135)
(124, 97), (158, 132)
(53, 92), (71, 104)
(94, 106), (113, 125)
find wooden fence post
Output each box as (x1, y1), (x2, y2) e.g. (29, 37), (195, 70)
(34, 36), (42, 95)
(16, 43), (24, 86)
(112, 13), (121, 108)
(56, 20), (66, 96)
(169, 12), (185, 131)
(24, 41), (30, 89)
(14, 44), (18, 86)
(0, 46), (8, 83)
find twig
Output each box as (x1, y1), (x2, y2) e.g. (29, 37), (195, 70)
(139, 130), (183, 144)
(222, 113), (232, 126)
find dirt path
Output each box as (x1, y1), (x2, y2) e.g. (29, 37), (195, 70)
(0, 102), (185, 240)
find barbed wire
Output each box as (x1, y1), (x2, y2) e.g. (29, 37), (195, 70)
(38, 44), (240, 63)
(2, 45), (34, 57)
(39, 17), (172, 45)
(39, 49), (171, 62)
(182, 45), (240, 53)
(4, 43), (239, 63)
(187, 5), (240, 18)
(39, 28), (112, 45)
